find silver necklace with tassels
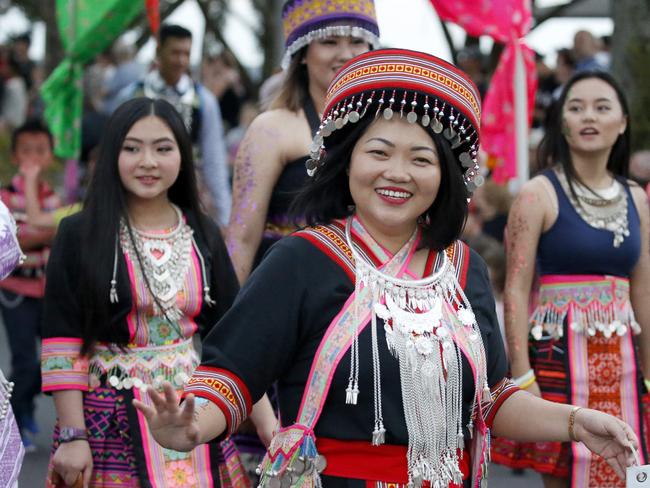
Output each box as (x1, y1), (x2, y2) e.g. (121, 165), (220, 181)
(344, 219), (490, 488)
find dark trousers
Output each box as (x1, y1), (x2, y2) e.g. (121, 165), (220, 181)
(0, 291), (42, 430)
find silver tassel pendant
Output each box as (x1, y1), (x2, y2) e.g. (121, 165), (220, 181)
(203, 286), (216, 306)
(482, 382), (492, 402)
(345, 379), (359, 405)
(372, 423), (386, 445)
(109, 279), (119, 303)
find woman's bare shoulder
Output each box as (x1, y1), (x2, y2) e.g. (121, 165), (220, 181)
(251, 108), (305, 130)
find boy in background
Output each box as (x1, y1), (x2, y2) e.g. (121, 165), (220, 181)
(0, 119), (61, 451)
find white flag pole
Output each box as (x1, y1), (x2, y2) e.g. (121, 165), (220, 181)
(514, 41), (529, 191)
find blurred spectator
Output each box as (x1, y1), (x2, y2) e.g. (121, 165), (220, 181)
(457, 46), (487, 98)
(465, 233), (507, 341)
(630, 150), (650, 198)
(596, 34), (612, 71)
(0, 45), (6, 111)
(9, 34), (34, 92)
(528, 127), (545, 174)
(102, 39), (144, 114)
(202, 51), (248, 130)
(115, 24), (232, 225)
(26, 63), (46, 119)
(471, 178), (513, 242)
(462, 203), (483, 242)
(84, 51), (115, 114)
(225, 100), (259, 170)
(0, 120), (62, 452)
(0, 52), (28, 131)
(533, 51), (559, 128)
(573, 30), (608, 72)
(258, 70), (284, 112)
(552, 48), (576, 99)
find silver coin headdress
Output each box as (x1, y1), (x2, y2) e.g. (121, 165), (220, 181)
(306, 48), (485, 192)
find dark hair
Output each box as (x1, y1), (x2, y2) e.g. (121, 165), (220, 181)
(78, 97), (206, 354)
(270, 46), (309, 112)
(556, 48), (576, 69)
(7, 50), (21, 75)
(159, 24), (192, 46)
(291, 115), (469, 251)
(11, 119), (54, 153)
(11, 33), (31, 45)
(538, 71), (631, 194)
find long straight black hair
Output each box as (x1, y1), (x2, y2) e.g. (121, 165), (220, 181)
(79, 97), (206, 353)
(291, 113), (469, 251)
(538, 71), (631, 196)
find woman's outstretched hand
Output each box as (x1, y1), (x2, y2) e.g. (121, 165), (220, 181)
(573, 408), (639, 479)
(133, 381), (200, 452)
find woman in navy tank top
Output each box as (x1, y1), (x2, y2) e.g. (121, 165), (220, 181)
(493, 71), (650, 487)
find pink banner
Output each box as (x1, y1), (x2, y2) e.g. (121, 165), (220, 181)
(429, 0), (538, 183)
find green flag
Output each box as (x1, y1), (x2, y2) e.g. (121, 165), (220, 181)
(40, 0), (143, 159)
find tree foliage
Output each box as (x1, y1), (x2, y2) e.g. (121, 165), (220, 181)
(612, 0), (650, 151)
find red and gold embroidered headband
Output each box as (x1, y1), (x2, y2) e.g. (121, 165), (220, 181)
(307, 49), (484, 191)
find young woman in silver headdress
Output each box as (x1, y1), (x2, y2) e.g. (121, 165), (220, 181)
(135, 51), (640, 488)
(225, 0), (379, 284)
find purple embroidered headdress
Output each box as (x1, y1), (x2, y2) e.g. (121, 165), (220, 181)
(281, 0), (380, 69)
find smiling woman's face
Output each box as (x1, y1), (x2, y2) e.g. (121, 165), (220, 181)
(304, 35), (370, 95)
(118, 115), (181, 205)
(348, 117), (441, 241)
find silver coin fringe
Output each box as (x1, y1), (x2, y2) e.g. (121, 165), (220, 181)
(306, 90), (484, 192)
(281, 25), (380, 70)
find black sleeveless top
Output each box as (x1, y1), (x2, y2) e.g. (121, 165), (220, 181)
(254, 97), (321, 266)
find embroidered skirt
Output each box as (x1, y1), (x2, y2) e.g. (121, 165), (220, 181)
(45, 340), (250, 488)
(492, 275), (648, 487)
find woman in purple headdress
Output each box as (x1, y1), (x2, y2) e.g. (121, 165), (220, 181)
(225, 0), (380, 284)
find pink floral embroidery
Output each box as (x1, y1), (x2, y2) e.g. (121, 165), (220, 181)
(165, 460), (197, 487)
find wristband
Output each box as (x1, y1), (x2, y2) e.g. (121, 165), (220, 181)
(519, 375), (537, 390)
(568, 406), (582, 442)
(512, 369), (535, 387)
(59, 426), (88, 443)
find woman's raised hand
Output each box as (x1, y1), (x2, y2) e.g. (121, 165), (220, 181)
(573, 408), (639, 479)
(132, 381), (200, 452)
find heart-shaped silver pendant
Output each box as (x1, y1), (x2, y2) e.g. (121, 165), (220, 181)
(143, 240), (172, 266)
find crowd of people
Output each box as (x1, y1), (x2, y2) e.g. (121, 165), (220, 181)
(0, 1), (648, 487)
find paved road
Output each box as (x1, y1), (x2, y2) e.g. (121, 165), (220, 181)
(0, 319), (543, 487)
